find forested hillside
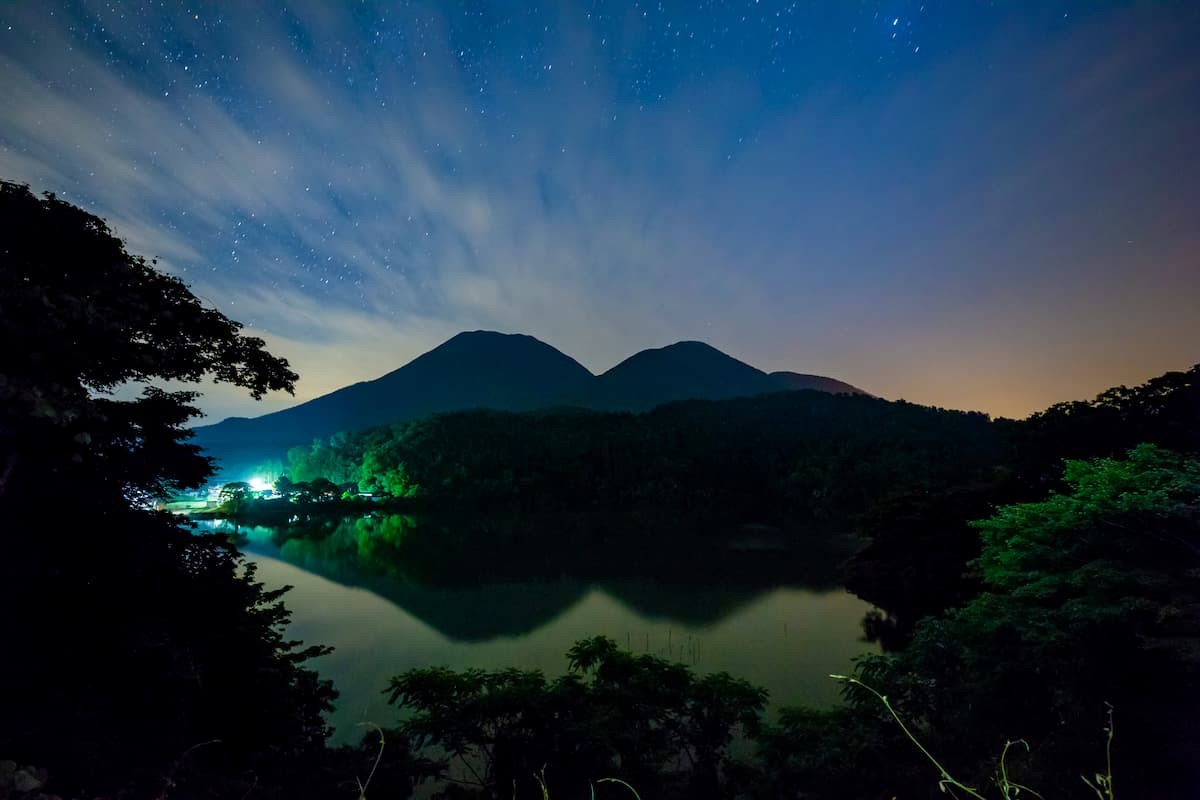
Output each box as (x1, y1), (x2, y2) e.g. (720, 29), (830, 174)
(285, 390), (1001, 524)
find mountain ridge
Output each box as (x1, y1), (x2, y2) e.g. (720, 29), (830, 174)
(192, 330), (867, 477)
(580, 340), (792, 411)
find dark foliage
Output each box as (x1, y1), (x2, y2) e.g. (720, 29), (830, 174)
(750, 704), (918, 800)
(763, 446), (1200, 800)
(846, 364), (1200, 639)
(1008, 364), (1200, 489)
(286, 391), (1002, 526)
(385, 636), (767, 800)
(841, 471), (1010, 642)
(0, 181), (345, 798)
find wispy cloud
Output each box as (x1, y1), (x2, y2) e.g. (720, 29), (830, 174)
(0, 2), (771, 385)
(2, 1), (1198, 419)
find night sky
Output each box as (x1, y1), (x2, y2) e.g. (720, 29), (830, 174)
(2, 1), (1197, 421)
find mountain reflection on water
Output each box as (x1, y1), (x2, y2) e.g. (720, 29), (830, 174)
(204, 514), (879, 742)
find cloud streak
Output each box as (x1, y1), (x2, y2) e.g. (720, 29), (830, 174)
(2, 1), (1198, 420)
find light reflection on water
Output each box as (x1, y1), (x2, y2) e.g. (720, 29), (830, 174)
(238, 537), (879, 744)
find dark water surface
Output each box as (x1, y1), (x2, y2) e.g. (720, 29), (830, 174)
(203, 515), (880, 743)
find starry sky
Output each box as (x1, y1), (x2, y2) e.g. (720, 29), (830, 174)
(2, 1), (1198, 422)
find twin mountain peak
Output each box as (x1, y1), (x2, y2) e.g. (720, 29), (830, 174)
(193, 330), (866, 458)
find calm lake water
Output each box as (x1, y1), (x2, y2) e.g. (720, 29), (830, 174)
(203, 515), (879, 743)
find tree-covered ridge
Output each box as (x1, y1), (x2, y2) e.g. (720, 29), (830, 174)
(279, 363), (1198, 530)
(285, 391), (1002, 523)
(1008, 364), (1200, 489)
(191, 333), (868, 480)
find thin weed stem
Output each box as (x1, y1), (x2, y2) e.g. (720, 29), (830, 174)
(354, 723), (385, 800)
(831, 675), (1117, 800)
(830, 674), (987, 800)
(596, 777), (643, 799)
(1081, 704), (1116, 800)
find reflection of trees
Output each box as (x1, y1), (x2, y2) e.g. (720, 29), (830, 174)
(238, 513), (858, 641)
(250, 518), (588, 640)
(243, 513), (416, 579)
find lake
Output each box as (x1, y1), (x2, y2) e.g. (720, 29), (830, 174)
(201, 514), (880, 743)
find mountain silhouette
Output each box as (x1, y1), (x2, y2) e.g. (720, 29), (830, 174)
(193, 331), (866, 477)
(576, 341), (782, 411)
(567, 342), (866, 411)
(193, 331), (593, 473)
(769, 371), (868, 397)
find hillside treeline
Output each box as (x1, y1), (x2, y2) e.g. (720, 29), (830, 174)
(286, 391), (1004, 523)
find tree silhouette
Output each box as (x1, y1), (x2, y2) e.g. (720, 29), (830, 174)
(0, 180), (336, 797)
